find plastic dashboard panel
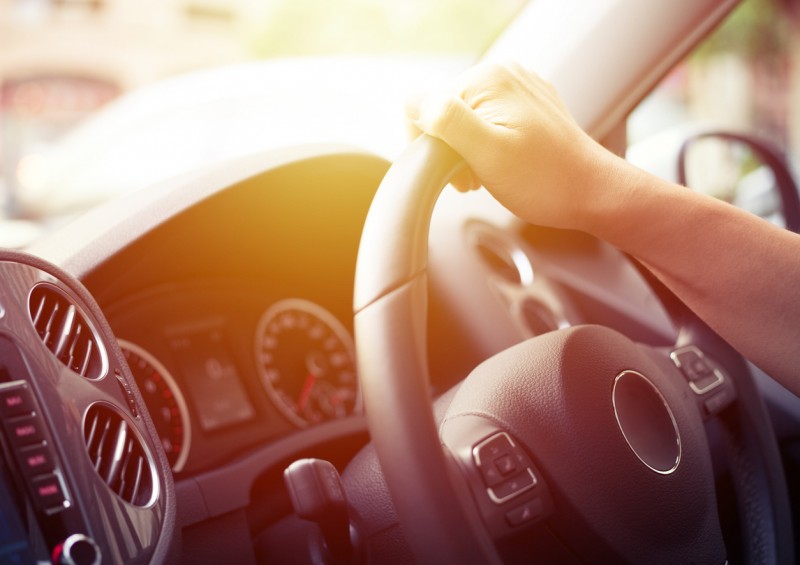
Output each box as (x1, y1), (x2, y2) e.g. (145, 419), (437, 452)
(22, 145), (391, 563)
(0, 250), (177, 564)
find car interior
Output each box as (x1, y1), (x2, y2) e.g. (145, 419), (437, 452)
(0, 0), (798, 563)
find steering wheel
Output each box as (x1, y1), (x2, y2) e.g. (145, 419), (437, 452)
(353, 135), (794, 563)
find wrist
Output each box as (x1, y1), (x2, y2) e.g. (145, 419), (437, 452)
(570, 142), (636, 237)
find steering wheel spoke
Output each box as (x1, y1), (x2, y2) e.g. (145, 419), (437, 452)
(442, 415), (554, 544)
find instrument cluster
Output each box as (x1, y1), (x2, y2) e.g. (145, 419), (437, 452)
(112, 286), (359, 475)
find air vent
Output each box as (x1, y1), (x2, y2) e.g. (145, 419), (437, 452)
(521, 298), (558, 335)
(84, 404), (157, 507)
(471, 231), (534, 286)
(28, 283), (107, 379)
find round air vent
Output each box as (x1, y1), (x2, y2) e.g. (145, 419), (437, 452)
(521, 298), (558, 335)
(28, 283), (108, 380)
(471, 230), (533, 286)
(83, 403), (157, 507)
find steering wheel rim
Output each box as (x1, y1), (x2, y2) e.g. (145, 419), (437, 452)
(353, 134), (793, 564)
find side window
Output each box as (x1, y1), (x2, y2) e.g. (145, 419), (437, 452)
(627, 0), (800, 228)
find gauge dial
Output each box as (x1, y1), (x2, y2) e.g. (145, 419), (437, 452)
(118, 340), (191, 473)
(255, 299), (359, 427)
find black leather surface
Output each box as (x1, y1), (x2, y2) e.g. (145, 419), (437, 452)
(351, 132), (792, 564)
(440, 325), (726, 564)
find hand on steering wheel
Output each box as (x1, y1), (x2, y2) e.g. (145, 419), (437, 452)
(353, 134), (793, 563)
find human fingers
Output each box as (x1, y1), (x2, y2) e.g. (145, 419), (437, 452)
(404, 85), (498, 166)
(404, 91), (484, 192)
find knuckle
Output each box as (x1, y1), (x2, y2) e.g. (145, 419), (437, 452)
(486, 61), (516, 84)
(429, 94), (463, 135)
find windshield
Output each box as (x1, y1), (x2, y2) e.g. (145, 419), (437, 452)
(0, 0), (526, 246)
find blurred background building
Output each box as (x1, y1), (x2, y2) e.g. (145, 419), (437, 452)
(0, 0), (253, 215)
(0, 0), (519, 232)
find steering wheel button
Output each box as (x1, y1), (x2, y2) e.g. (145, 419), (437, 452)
(505, 498), (544, 527)
(670, 346), (726, 395)
(488, 468), (537, 504)
(671, 347), (701, 367)
(703, 385), (736, 416)
(688, 369), (725, 395)
(689, 357), (712, 377)
(481, 464), (504, 487)
(495, 455), (517, 476)
(473, 432), (514, 466)
(693, 371), (721, 388)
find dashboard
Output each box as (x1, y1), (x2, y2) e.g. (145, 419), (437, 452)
(2, 143), (685, 563)
(3, 142), (797, 563)
(1, 146), (390, 563)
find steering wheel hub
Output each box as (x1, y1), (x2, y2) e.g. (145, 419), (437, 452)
(440, 324), (723, 563)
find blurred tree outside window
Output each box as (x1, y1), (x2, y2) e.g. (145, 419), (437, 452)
(629, 0), (800, 166)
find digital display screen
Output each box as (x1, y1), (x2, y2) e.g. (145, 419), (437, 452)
(0, 338), (38, 562)
(0, 461), (36, 564)
(170, 329), (255, 432)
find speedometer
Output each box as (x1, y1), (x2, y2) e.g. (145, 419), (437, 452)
(119, 340), (191, 473)
(254, 299), (359, 427)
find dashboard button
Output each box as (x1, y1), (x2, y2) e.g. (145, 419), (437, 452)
(0, 386), (35, 417)
(53, 534), (102, 565)
(30, 473), (68, 512)
(18, 443), (55, 475)
(5, 415), (45, 448)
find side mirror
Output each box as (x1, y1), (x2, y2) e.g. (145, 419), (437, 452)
(677, 132), (800, 233)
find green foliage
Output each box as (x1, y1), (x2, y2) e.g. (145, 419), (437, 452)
(245, 0), (526, 58)
(695, 0), (790, 60)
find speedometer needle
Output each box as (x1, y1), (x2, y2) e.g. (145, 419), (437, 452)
(298, 373), (315, 411)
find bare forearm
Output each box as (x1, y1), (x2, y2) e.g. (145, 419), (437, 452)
(586, 154), (800, 395)
(405, 61), (800, 394)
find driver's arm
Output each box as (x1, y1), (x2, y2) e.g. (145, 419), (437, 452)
(405, 62), (800, 397)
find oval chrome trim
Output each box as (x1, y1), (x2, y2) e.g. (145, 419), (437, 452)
(254, 298), (360, 428)
(612, 370), (681, 475)
(27, 281), (109, 381)
(82, 400), (160, 508)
